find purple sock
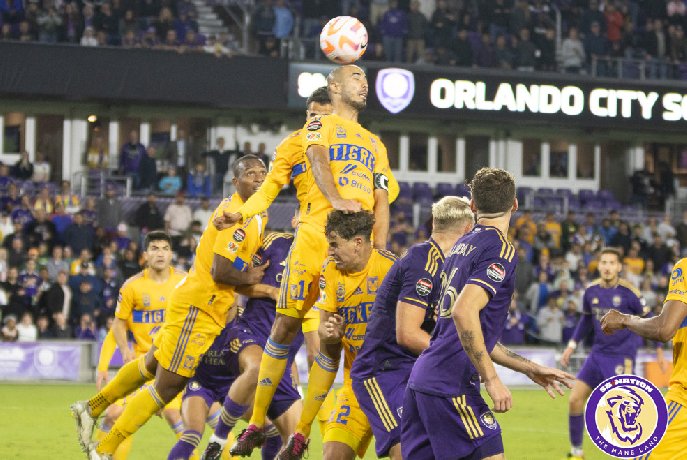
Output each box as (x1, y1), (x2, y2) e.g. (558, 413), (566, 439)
(262, 425), (282, 460)
(569, 414), (584, 448)
(168, 430), (201, 460)
(214, 397), (249, 439)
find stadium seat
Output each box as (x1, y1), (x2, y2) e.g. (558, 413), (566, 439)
(435, 182), (454, 198)
(455, 183), (470, 198)
(537, 187), (554, 195)
(412, 182), (433, 203)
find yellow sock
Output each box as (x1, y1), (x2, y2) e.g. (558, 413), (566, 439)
(112, 435), (133, 460)
(220, 432), (239, 460)
(89, 357), (153, 417)
(248, 338), (291, 428)
(295, 353), (338, 438)
(317, 388), (336, 436)
(97, 386), (164, 455)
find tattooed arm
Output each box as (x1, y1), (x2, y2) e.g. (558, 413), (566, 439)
(491, 342), (575, 399)
(451, 284), (512, 412)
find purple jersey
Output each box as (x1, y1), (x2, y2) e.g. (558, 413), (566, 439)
(409, 225), (518, 396)
(351, 239), (445, 377)
(571, 279), (647, 356)
(236, 233), (293, 340)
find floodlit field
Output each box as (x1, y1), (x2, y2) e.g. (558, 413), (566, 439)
(0, 383), (610, 459)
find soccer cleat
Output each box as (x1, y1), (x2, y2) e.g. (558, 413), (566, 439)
(229, 425), (265, 457)
(201, 441), (223, 460)
(566, 454), (584, 460)
(275, 433), (309, 460)
(71, 401), (97, 452)
(87, 443), (112, 460)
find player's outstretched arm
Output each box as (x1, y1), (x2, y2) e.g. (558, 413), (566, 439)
(491, 343), (574, 399)
(235, 283), (280, 301)
(601, 300), (687, 342)
(307, 145), (361, 212)
(452, 284), (512, 413)
(372, 188), (389, 250)
(218, 179), (283, 229)
(96, 329), (117, 390)
(112, 317), (135, 363)
(212, 254), (269, 286)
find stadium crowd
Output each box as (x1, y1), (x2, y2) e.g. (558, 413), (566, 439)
(0, 132), (681, 350)
(4, 0), (687, 77)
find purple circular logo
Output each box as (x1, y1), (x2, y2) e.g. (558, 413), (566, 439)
(585, 374), (668, 458)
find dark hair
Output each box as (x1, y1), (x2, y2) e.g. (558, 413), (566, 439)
(144, 230), (172, 250)
(325, 210), (374, 241)
(469, 167), (515, 214)
(306, 86), (331, 107)
(231, 153), (264, 178)
(600, 247), (622, 262)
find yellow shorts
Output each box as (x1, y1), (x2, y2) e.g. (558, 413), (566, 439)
(644, 399), (687, 460)
(302, 308), (320, 334)
(277, 224), (328, 319)
(323, 386), (372, 458)
(153, 302), (221, 378)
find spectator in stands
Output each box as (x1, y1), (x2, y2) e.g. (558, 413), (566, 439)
(562, 300), (580, 343)
(19, 258), (41, 302)
(121, 29), (139, 48)
(165, 191), (192, 248)
(33, 186), (54, 214)
(1, 315), (18, 341)
(430, 0), (456, 47)
(515, 27), (538, 71)
(36, 314), (51, 338)
(12, 150), (33, 180)
(114, 223), (131, 251)
(501, 296), (526, 345)
(272, 0), (293, 42)
(141, 26), (159, 48)
(585, 21), (610, 75)
(97, 184), (123, 232)
(6, 236), (25, 268)
(536, 27), (557, 71)
(1, 182), (21, 213)
(100, 267), (119, 319)
(515, 246), (534, 296)
(0, 163), (12, 188)
(16, 311), (36, 341)
(646, 233), (673, 273)
(159, 166), (182, 195)
(537, 296), (564, 343)
(453, 27), (474, 67)
(253, 0), (276, 52)
(41, 270), (71, 319)
(526, 270), (552, 314)
(138, 145), (158, 191)
(4, 282), (30, 321)
(32, 152), (50, 183)
(23, 211), (52, 254)
(74, 312), (97, 340)
(494, 33), (515, 69)
(474, 32), (496, 68)
(186, 162), (212, 197)
(675, 210), (687, 254)
(204, 137), (234, 194)
(605, 3), (625, 44)
(193, 196), (214, 230)
(50, 202), (72, 242)
(54, 180), (80, 213)
(133, 193), (164, 234)
(36, 5), (62, 44)
(119, 130), (146, 186)
(560, 27), (586, 73)
(378, 0), (406, 63)
(80, 25), (97, 46)
(610, 221), (632, 254)
(405, 0), (427, 63)
(86, 135), (109, 170)
(119, 247), (140, 279)
(51, 311), (72, 338)
(71, 279), (102, 327)
(62, 211), (93, 255)
(0, 247), (6, 281)
(367, 42), (387, 61)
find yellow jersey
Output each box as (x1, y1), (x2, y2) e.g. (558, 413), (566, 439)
(664, 258), (687, 406)
(315, 249), (396, 385)
(114, 267), (186, 356)
(172, 193), (267, 327)
(239, 121), (399, 230)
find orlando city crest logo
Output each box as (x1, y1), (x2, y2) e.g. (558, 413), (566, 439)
(585, 375), (667, 458)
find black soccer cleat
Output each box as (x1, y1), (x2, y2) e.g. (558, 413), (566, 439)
(229, 424), (266, 457)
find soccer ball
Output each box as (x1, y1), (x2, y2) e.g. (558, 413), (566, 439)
(319, 16), (368, 64)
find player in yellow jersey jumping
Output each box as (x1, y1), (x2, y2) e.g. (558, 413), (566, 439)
(72, 155), (270, 460)
(282, 210), (396, 459)
(227, 65), (399, 457)
(602, 258), (687, 459)
(94, 230), (186, 459)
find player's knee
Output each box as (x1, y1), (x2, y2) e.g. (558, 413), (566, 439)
(323, 441), (355, 460)
(103, 406), (122, 426)
(569, 394), (585, 412)
(243, 360), (261, 383)
(144, 348), (158, 375)
(270, 315), (301, 343)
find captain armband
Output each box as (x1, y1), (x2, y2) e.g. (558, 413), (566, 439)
(373, 173), (389, 191)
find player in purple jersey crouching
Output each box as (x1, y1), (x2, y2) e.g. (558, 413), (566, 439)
(351, 196), (474, 460)
(402, 168), (574, 460)
(560, 247), (665, 460)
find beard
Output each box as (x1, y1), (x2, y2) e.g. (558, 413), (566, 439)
(343, 92), (367, 111)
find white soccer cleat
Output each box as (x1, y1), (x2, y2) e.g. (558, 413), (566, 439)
(87, 443), (112, 460)
(70, 400), (96, 452)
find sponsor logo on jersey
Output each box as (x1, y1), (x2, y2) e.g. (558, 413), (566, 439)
(306, 132), (321, 141)
(486, 263), (506, 282)
(252, 254), (262, 266)
(336, 125), (346, 138)
(227, 241), (239, 253)
(585, 375), (667, 458)
(416, 278), (433, 297)
(307, 119), (322, 131)
(233, 228), (246, 242)
(613, 295), (622, 307)
(353, 287), (363, 295)
(672, 267), (683, 282)
(142, 294), (151, 307)
(319, 275), (326, 290)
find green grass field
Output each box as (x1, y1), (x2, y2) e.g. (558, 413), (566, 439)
(0, 383), (611, 459)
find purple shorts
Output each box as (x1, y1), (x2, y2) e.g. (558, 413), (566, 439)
(183, 378), (232, 408)
(577, 352), (635, 389)
(352, 368), (408, 457)
(228, 324), (303, 420)
(401, 387), (503, 460)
